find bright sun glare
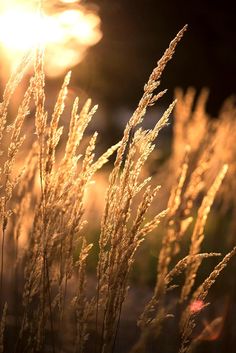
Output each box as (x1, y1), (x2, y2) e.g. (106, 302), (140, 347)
(0, 0), (102, 77)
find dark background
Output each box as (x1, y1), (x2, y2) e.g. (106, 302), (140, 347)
(74, 0), (236, 118)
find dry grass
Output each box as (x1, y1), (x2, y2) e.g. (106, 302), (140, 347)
(0, 25), (236, 353)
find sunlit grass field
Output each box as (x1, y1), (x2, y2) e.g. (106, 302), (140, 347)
(0, 23), (236, 353)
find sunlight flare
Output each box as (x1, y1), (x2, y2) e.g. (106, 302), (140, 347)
(0, 0), (102, 77)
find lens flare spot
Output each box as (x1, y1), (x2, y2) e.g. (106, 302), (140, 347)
(190, 300), (205, 313)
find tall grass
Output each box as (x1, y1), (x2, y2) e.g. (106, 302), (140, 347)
(0, 26), (236, 353)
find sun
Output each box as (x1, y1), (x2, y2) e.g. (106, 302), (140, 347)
(0, 0), (102, 77)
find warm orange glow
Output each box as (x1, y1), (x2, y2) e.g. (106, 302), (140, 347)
(0, 0), (102, 77)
